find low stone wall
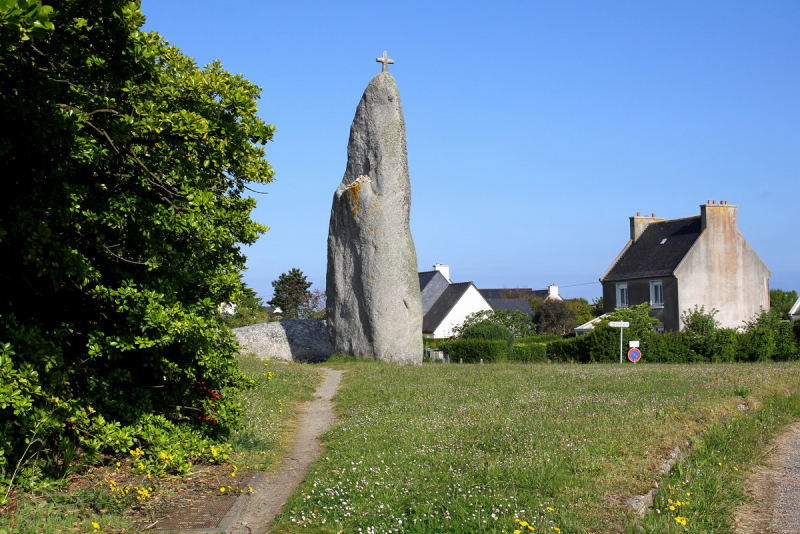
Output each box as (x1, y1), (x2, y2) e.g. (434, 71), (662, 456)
(233, 319), (334, 363)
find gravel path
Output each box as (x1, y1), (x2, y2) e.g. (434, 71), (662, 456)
(230, 367), (344, 534)
(735, 421), (800, 534)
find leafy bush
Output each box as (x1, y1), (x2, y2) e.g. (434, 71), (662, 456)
(509, 342), (548, 363)
(461, 321), (515, 353)
(773, 322), (799, 361)
(519, 334), (565, 344)
(438, 339), (508, 363)
(0, 0), (271, 485)
(454, 309), (535, 338)
(642, 331), (692, 363)
(739, 328), (776, 362)
(712, 329), (739, 363)
(547, 336), (589, 363)
(681, 306), (720, 360)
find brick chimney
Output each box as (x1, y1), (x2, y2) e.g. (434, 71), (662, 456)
(700, 200), (737, 233)
(433, 263), (451, 282)
(630, 212), (665, 242)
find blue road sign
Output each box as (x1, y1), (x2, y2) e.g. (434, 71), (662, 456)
(628, 348), (642, 363)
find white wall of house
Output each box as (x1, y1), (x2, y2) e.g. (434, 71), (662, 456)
(789, 297), (800, 322)
(433, 285), (492, 338)
(674, 203), (771, 329)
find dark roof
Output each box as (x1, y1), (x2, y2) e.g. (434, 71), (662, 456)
(423, 282), (473, 334)
(479, 288), (534, 299)
(602, 216), (702, 282)
(480, 288), (550, 300)
(418, 270), (439, 291)
(487, 299), (533, 315)
(419, 270), (450, 315)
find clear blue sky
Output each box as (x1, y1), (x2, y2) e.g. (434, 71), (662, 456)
(141, 0), (799, 302)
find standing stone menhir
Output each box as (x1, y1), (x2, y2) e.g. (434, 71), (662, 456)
(326, 52), (423, 365)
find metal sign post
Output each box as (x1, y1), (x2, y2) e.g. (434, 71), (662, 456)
(609, 321), (630, 363)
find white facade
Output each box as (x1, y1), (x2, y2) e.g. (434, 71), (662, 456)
(432, 285), (492, 338)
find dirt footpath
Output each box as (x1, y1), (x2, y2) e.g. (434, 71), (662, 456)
(735, 421), (800, 534)
(230, 367), (344, 534)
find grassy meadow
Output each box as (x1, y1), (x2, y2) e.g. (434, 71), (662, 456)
(4, 357), (800, 533)
(270, 360), (800, 534)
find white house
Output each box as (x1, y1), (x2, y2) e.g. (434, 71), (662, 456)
(790, 296), (800, 322)
(419, 264), (493, 338)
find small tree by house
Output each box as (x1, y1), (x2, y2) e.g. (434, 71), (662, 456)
(268, 268), (312, 319)
(770, 288), (799, 319)
(454, 309), (535, 338)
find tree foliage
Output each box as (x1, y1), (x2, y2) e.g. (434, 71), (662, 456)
(454, 309), (535, 338)
(268, 268), (312, 320)
(535, 299), (575, 335)
(0, 0), (273, 481)
(301, 287), (327, 320)
(770, 288), (798, 319)
(221, 283), (277, 328)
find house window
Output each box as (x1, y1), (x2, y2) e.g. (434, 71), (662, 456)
(616, 283), (628, 308)
(650, 280), (664, 308)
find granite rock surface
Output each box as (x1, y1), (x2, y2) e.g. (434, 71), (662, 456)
(233, 319), (333, 362)
(326, 72), (423, 364)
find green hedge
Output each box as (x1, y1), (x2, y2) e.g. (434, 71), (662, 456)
(461, 321), (515, 353)
(518, 334), (565, 344)
(438, 339), (508, 363)
(509, 342), (548, 363)
(545, 323), (800, 364)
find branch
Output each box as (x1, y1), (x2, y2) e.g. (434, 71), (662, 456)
(81, 118), (120, 154)
(103, 244), (160, 267)
(244, 184), (268, 194)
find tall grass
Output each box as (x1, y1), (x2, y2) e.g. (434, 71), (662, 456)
(271, 362), (800, 534)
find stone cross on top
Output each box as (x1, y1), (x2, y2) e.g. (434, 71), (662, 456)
(376, 51), (394, 73)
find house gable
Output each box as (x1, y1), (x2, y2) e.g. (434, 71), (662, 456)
(674, 208), (771, 329)
(423, 282), (492, 337)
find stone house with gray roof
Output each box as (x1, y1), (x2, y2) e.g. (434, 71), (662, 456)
(600, 201), (771, 332)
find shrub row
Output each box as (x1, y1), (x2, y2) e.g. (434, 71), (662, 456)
(509, 342), (548, 363)
(548, 321), (800, 363)
(438, 339), (508, 363)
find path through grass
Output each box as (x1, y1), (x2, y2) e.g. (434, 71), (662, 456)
(270, 362), (800, 534)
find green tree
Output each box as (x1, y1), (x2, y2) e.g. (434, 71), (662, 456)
(268, 269), (312, 319)
(680, 305), (720, 360)
(536, 299), (575, 335)
(1, 0), (273, 480)
(300, 287), (327, 320)
(567, 298), (594, 328)
(607, 303), (660, 337)
(770, 288), (798, 319)
(454, 309), (535, 338)
(591, 297), (604, 317)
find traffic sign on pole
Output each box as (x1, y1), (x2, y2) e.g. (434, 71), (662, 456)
(628, 348), (642, 363)
(609, 321), (629, 362)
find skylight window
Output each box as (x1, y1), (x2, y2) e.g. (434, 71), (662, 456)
(660, 238), (667, 245)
